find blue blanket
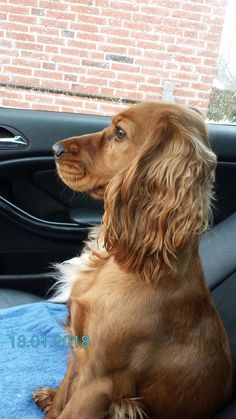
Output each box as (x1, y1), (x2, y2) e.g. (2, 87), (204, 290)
(0, 302), (69, 418)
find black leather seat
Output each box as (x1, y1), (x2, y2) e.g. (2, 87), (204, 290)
(199, 212), (236, 418)
(0, 212), (235, 417)
(0, 288), (42, 308)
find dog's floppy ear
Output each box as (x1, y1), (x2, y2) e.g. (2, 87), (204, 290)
(103, 109), (216, 282)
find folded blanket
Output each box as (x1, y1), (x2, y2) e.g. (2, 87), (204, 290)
(0, 302), (69, 418)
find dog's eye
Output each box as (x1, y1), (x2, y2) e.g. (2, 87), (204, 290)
(115, 127), (126, 141)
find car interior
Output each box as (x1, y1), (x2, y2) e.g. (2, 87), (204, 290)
(0, 107), (236, 418)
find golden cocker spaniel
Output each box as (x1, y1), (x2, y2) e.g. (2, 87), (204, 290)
(33, 102), (232, 419)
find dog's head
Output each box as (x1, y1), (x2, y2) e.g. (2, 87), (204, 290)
(53, 102), (210, 200)
(53, 102), (216, 279)
(53, 103), (155, 199)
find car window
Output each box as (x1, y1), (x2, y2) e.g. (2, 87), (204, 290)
(0, 0), (235, 123)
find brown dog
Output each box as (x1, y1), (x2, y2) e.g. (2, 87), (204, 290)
(33, 102), (232, 419)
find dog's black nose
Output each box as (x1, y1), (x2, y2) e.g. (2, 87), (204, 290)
(52, 142), (64, 159)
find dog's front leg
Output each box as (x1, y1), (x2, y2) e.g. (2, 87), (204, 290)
(57, 377), (112, 419)
(44, 357), (79, 419)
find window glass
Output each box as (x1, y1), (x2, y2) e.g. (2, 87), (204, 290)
(0, 0), (235, 122)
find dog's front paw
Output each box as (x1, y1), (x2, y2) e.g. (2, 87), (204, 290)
(32, 387), (57, 413)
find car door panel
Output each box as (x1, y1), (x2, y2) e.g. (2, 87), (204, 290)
(0, 108), (108, 295)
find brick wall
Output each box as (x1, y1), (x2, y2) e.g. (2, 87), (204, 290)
(0, 0), (226, 116)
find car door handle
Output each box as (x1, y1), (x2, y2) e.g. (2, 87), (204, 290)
(0, 135), (29, 149)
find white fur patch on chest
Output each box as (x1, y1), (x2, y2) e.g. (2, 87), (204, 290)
(49, 227), (104, 303)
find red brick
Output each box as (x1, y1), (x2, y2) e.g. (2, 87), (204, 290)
(20, 50), (49, 60)
(177, 37), (204, 48)
(110, 62), (140, 74)
(89, 51), (106, 60)
(203, 58), (218, 68)
(7, 32), (35, 42)
(87, 68), (116, 79)
(72, 85), (104, 95)
(143, 93), (162, 102)
(118, 73), (144, 83)
(191, 82), (208, 91)
(135, 13), (162, 25)
(0, 89), (24, 99)
(1, 21), (29, 32)
(57, 64), (86, 74)
(9, 13), (38, 24)
(4, 65), (33, 76)
(102, 9), (132, 21)
(139, 84), (162, 93)
(200, 75), (215, 84)
(42, 10), (76, 21)
(187, 99), (209, 108)
(0, 13), (7, 20)
(140, 5), (169, 15)
(60, 107), (77, 113)
(31, 26), (60, 37)
(172, 10), (202, 21)
(108, 80), (137, 90)
(64, 74), (78, 82)
(75, 76), (108, 87)
(36, 35), (65, 45)
(70, 22), (98, 33)
(1, 56), (11, 64)
(101, 27), (130, 38)
(136, 55), (166, 65)
(2, 99), (31, 109)
(174, 55), (202, 64)
(196, 66), (216, 76)
(123, 20), (153, 32)
(72, 32), (105, 43)
(161, 35), (176, 43)
(200, 33), (221, 43)
(70, 4), (101, 15)
(11, 0), (38, 6)
(39, 0), (72, 11)
(97, 103), (128, 115)
(44, 46), (60, 54)
(114, 89), (143, 101)
(180, 2), (210, 13)
(177, 20), (206, 31)
(8, 75), (39, 85)
(31, 104), (60, 111)
(145, 77), (161, 86)
(42, 62), (56, 70)
(98, 88), (114, 97)
(97, 44), (128, 55)
(79, 102), (99, 111)
(2, 5), (30, 15)
(109, 1), (138, 11)
(39, 79), (70, 90)
(0, 75), (11, 84)
(198, 48), (220, 59)
(61, 40), (97, 52)
(39, 17), (69, 29)
(175, 88), (197, 98)
(15, 41), (44, 51)
(34, 70), (63, 80)
(167, 44), (195, 55)
(77, 14), (107, 25)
